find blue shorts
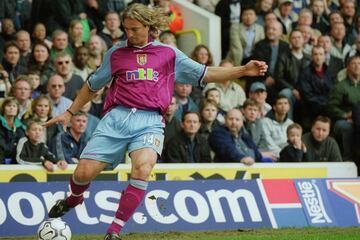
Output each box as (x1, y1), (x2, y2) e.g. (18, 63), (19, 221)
(80, 106), (164, 167)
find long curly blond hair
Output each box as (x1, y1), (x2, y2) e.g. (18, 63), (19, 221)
(121, 3), (170, 36)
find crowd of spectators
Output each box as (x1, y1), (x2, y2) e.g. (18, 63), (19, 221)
(0, 0), (359, 175)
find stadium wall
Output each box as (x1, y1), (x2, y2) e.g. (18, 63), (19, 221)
(172, 0), (222, 65)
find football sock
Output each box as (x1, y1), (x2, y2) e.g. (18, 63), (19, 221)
(107, 178), (148, 234)
(65, 175), (90, 208)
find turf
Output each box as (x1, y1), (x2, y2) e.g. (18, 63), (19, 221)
(3, 227), (360, 240)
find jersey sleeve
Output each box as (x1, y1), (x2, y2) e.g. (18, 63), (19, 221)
(173, 48), (208, 87)
(87, 43), (125, 91)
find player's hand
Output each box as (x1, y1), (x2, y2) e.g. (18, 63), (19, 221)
(43, 111), (72, 131)
(243, 60), (268, 77)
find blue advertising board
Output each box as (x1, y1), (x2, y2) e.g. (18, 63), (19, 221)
(0, 180), (272, 237)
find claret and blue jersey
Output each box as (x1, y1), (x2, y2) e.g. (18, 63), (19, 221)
(87, 40), (208, 116)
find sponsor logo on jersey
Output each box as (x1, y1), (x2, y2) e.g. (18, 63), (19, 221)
(126, 68), (159, 81)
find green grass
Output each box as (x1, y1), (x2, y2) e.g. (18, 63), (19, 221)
(3, 227), (360, 240)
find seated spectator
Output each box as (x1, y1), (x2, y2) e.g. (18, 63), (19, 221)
(27, 42), (56, 91)
(22, 95), (62, 152)
(311, 0), (330, 35)
(73, 46), (93, 82)
(241, 98), (276, 160)
(0, 69), (11, 99)
(16, 30), (32, 68)
(298, 46), (336, 129)
(302, 116), (342, 162)
(12, 76), (32, 119)
(174, 82), (199, 121)
(46, 74), (73, 117)
(209, 108), (263, 165)
(68, 19), (85, 50)
(0, 97), (26, 164)
(50, 30), (74, 61)
(248, 82), (272, 118)
(273, 0), (298, 35)
(262, 95), (293, 159)
(98, 11), (125, 49)
(162, 111), (212, 163)
(279, 123), (307, 162)
(16, 120), (67, 171)
(27, 70), (42, 99)
(1, 41), (27, 83)
(204, 87), (225, 124)
(328, 55), (360, 162)
(203, 59), (246, 111)
(54, 111), (88, 164)
(198, 99), (221, 139)
(229, 7), (265, 66)
(159, 31), (177, 47)
(164, 95), (181, 146)
(54, 53), (84, 100)
(329, 22), (351, 61)
(87, 35), (108, 71)
(31, 23), (53, 49)
(254, 0), (274, 26)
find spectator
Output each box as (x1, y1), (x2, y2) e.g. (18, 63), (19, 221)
(68, 19), (85, 50)
(31, 22), (53, 49)
(229, 7), (265, 65)
(12, 76), (32, 119)
(16, 120), (67, 171)
(98, 11), (125, 49)
(0, 97), (26, 164)
(262, 94), (293, 159)
(293, 8), (322, 39)
(164, 95), (181, 146)
(340, 0), (357, 45)
(298, 46), (336, 129)
(50, 30), (73, 61)
(22, 94), (62, 152)
(15, 30), (32, 68)
(330, 22), (352, 61)
(27, 70), (42, 99)
(84, 0), (108, 32)
(174, 82), (199, 121)
(302, 115), (342, 162)
(1, 42), (27, 83)
(198, 99), (221, 139)
(279, 123), (307, 162)
(86, 35), (107, 70)
(54, 111), (88, 164)
(255, 0), (274, 26)
(248, 82), (272, 118)
(311, 0), (330, 34)
(273, 0), (298, 35)
(274, 29), (311, 120)
(209, 108), (263, 165)
(297, 24), (317, 56)
(162, 111), (212, 163)
(27, 42), (56, 91)
(73, 46), (93, 82)
(159, 31), (177, 47)
(203, 59), (246, 111)
(317, 34), (344, 79)
(328, 55), (360, 161)
(204, 87), (226, 124)
(241, 98), (275, 160)
(54, 53), (84, 100)
(251, 20), (290, 103)
(47, 74), (73, 117)
(0, 68), (11, 99)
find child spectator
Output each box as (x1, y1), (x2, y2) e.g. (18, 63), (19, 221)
(27, 70), (42, 99)
(198, 99), (221, 139)
(279, 123), (307, 162)
(159, 31), (177, 47)
(204, 87), (225, 123)
(16, 120), (67, 171)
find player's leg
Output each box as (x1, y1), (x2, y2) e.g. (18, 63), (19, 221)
(106, 148), (157, 235)
(48, 159), (108, 218)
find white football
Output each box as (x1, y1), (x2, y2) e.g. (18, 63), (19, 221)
(37, 218), (72, 240)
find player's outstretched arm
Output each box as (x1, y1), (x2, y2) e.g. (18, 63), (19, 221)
(43, 83), (99, 129)
(204, 60), (268, 83)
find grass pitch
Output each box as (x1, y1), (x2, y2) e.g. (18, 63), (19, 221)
(3, 227), (360, 240)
